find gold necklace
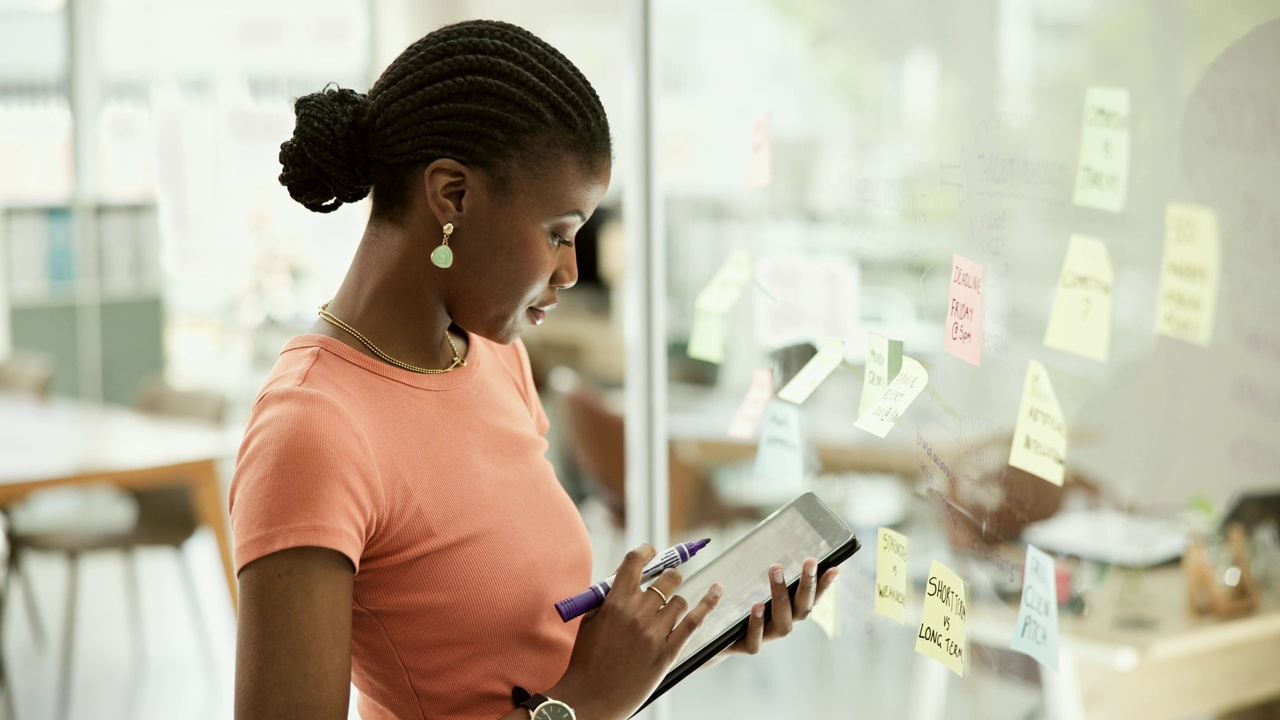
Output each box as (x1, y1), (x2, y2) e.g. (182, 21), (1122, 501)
(317, 302), (466, 374)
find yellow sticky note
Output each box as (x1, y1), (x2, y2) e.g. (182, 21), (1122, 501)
(1044, 235), (1114, 362)
(811, 575), (841, 639)
(1072, 86), (1130, 212)
(1156, 203), (1220, 346)
(1008, 360), (1067, 486)
(696, 250), (753, 314)
(859, 333), (904, 416)
(687, 307), (727, 363)
(915, 560), (967, 677)
(777, 338), (844, 404)
(854, 356), (928, 438)
(875, 527), (908, 623)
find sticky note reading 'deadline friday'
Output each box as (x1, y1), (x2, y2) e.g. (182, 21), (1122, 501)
(1156, 203), (1220, 347)
(1044, 235), (1114, 362)
(1008, 360), (1068, 486)
(1010, 544), (1061, 670)
(875, 527), (908, 623)
(915, 560), (967, 677)
(944, 254), (983, 366)
(854, 356), (928, 438)
(1072, 86), (1131, 212)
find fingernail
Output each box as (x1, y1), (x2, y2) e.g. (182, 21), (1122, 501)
(710, 583), (723, 599)
(771, 567), (784, 584)
(753, 604), (764, 618)
(807, 563), (818, 579)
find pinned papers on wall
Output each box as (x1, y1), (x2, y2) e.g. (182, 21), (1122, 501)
(728, 368), (775, 439)
(859, 333), (904, 416)
(944, 254), (983, 366)
(745, 112), (772, 189)
(1008, 360), (1068, 486)
(1043, 235), (1114, 362)
(1010, 544), (1060, 670)
(777, 338), (845, 404)
(1156, 203), (1220, 346)
(687, 251), (752, 363)
(1072, 86), (1131, 212)
(753, 401), (804, 488)
(811, 574), (841, 639)
(854, 356), (928, 438)
(915, 560), (967, 677)
(875, 527), (908, 623)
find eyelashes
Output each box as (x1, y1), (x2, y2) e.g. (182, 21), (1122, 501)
(552, 233), (574, 248)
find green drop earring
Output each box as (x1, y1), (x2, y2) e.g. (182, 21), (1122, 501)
(431, 222), (455, 268)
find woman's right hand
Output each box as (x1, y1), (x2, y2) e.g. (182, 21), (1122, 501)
(548, 545), (723, 720)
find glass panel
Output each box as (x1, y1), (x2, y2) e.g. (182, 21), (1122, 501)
(653, 1), (1280, 717)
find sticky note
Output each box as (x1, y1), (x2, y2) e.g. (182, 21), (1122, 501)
(875, 527), (908, 623)
(754, 255), (859, 351)
(915, 560), (967, 677)
(1008, 360), (1068, 486)
(753, 401), (804, 486)
(811, 575), (841, 639)
(777, 338), (844, 404)
(727, 368), (775, 439)
(1156, 203), (1220, 346)
(687, 251), (753, 363)
(1044, 235), (1114, 362)
(944, 254), (983, 366)
(1010, 544), (1060, 670)
(745, 112), (771, 189)
(854, 356), (928, 438)
(687, 308), (727, 363)
(859, 333), (904, 416)
(1072, 86), (1130, 212)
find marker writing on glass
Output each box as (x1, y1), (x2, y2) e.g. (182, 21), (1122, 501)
(556, 538), (710, 622)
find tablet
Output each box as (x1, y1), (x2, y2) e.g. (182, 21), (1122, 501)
(637, 492), (860, 713)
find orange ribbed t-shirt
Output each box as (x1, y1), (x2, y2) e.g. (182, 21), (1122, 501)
(230, 334), (592, 720)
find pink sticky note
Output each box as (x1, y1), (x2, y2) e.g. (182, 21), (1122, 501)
(745, 112), (771, 189)
(728, 368), (775, 439)
(944, 254), (984, 366)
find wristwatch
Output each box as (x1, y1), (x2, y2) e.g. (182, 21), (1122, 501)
(517, 692), (575, 720)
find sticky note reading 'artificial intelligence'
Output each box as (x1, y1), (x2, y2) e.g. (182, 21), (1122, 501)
(727, 368), (775, 439)
(915, 561), (967, 677)
(777, 338), (844, 404)
(1044, 235), (1114, 362)
(944, 254), (983, 365)
(875, 527), (908, 623)
(1010, 544), (1060, 670)
(1008, 360), (1068, 486)
(687, 251), (752, 363)
(1073, 86), (1131, 212)
(855, 356), (928, 438)
(745, 112), (772, 189)
(811, 575), (841, 639)
(1156, 203), (1220, 346)
(859, 333), (904, 416)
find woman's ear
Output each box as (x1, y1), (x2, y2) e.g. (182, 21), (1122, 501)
(422, 158), (470, 225)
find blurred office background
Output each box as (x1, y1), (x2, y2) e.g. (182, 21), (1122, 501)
(1, 1), (1279, 719)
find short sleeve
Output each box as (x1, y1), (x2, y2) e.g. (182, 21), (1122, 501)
(511, 339), (550, 436)
(229, 386), (382, 575)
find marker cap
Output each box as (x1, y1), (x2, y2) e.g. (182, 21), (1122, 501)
(556, 589), (601, 623)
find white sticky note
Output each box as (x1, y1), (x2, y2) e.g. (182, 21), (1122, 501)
(1156, 203), (1220, 346)
(1008, 360), (1068, 486)
(745, 112), (771, 189)
(1044, 235), (1114, 362)
(687, 307), (727, 363)
(687, 251), (753, 364)
(859, 333), (904, 416)
(944, 254), (984, 366)
(854, 356), (928, 438)
(777, 338), (845, 404)
(915, 560), (967, 677)
(875, 527), (908, 623)
(754, 255), (860, 351)
(1072, 86), (1131, 212)
(728, 368), (775, 439)
(811, 575), (841, 639)
(1010, 544), (1061, 670)
(753, 401), (804, 486)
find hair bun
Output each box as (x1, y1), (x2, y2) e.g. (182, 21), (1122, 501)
(278, 85), (373, 213)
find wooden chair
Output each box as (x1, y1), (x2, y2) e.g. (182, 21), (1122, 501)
(6, 377), (225, 720)
(0, 352), (55, 399)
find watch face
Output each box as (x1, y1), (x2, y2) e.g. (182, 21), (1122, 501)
(533, 700), (575, 720)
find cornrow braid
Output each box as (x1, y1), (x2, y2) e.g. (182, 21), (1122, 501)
(278, 19), (611, 215)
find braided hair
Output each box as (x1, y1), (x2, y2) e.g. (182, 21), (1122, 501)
(278, 19), (612, 215)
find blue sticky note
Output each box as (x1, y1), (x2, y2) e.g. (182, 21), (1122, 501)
(1010, 544), (1060, 670)
(753, 400), (804, 490)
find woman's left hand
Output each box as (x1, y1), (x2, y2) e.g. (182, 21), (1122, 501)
(724, 558), (840, 655)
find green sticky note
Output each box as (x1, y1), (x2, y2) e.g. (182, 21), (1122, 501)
(1072, 87), (1131, 212)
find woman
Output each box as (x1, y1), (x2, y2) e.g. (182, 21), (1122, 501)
(231, 19), (838, 720)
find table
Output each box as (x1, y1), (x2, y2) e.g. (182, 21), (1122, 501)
(0, 394), (239, 607)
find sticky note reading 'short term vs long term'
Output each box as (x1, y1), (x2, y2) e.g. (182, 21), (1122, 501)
(1073, 86), (1130, 212)
(875, 527), (908, 623)
(1156, 203), (1220, 346)
(1044, 235), (1114, 362)
(944, 254), (983, 366)
(1008, 360), (1068, 486)
(854, 356), (928, 438)
(916, 560), (967, 677)
(1010, 544), (1061, 670)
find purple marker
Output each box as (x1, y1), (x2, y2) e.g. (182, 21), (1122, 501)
(556, 538), (710, 622)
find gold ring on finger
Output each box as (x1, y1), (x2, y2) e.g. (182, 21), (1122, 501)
(647, 586), (670, 605)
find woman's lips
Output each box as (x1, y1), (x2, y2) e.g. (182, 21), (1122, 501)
(528, 307), (547, 325)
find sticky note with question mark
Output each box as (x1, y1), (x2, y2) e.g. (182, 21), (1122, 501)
(1044, 235), (1114, 362)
